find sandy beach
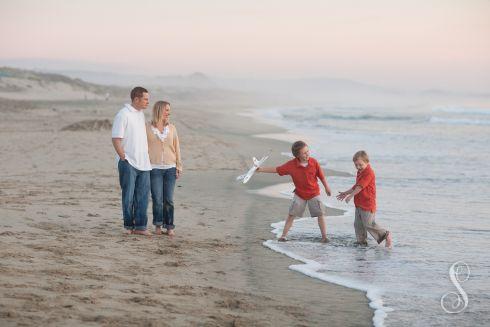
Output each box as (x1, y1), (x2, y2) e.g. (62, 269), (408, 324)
(2, 1), (489, 324)
(0, 90), (372, 326)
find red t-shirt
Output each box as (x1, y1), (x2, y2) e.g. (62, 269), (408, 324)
(276, 157), (325, 200)
(354, 164), (376, 212)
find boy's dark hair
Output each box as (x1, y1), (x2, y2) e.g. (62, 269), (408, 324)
(130, 86), (148, 101)
(353, 150), (369, 163)
(291, 141), (307, 158)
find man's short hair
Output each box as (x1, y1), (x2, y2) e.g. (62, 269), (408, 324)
(292, 141), (307, 158)
(130, 86), (148, 101)
(353, 150), (369, 163)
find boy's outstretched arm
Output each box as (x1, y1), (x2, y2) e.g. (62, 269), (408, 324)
(336, 186), (355, 201)
(257, 166), (277, 173)
(340, 186), (363, 203)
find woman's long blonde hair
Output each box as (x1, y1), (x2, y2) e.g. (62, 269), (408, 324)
(151, 101), (171, 125)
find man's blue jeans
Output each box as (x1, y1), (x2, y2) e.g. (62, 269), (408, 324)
(118, 159), (150, 231)
(150, 168), (176, 229)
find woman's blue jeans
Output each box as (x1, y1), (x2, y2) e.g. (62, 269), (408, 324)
(150, 168), (176, 229)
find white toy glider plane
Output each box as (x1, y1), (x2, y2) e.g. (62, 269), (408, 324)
(236, 152), (271, 184)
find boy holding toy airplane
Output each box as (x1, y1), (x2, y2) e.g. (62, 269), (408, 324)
(256, 141), (332, 242)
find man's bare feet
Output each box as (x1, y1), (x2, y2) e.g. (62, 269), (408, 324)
(320, 237), (330, 243)
(167, 229), (175, 237)
(123, 229), (133, 235)
(385, 231), (392, 248)
(155, 226), (162, 235)
(278, 237), (288, 242)
(132, 230), (151, 236)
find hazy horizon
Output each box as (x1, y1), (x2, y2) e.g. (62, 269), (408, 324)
(1, 0), (489, 92)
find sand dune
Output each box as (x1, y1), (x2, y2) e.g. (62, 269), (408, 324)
(0, 67), (124, 101)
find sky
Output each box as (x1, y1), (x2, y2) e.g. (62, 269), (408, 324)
(1, 0), (489, 92)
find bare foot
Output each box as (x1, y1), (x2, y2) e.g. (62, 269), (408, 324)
(155, 226), (162, 235)
(385, 231), (392, 248)
(132, 230), (152, 236)
(167, 229), (175, 237)
(320, 237), (330, 243)
(278, 237), (288, 242)
(123, 229), (133, 235)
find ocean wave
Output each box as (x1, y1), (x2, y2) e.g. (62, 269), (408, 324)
(433, 107), (490, 116)
(283, 112), (416, 122)
(429, 116), (490, 126)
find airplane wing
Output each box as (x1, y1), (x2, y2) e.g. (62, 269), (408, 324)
(237, 151), (272, 184)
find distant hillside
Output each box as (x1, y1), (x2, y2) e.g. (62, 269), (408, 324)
(49, 69), (217, 89)
(0, 67), (261, 106)
(0, 67), (126, 100)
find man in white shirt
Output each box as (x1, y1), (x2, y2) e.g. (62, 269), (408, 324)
(112, 87), (152, 235)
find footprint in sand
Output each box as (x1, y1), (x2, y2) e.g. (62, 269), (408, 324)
(156, 249), (172, 255)
(164, 261), (186, 267)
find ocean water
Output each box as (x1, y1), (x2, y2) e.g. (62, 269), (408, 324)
(252, 104), (490, 326)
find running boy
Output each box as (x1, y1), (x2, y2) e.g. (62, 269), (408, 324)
(257, 141), (332, 242)
(337, 150), (392, 248)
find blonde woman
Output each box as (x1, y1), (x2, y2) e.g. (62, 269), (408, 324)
(146, 101), (182, 236)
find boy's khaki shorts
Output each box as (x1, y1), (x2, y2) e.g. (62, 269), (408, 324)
(289, 194), (325, 217)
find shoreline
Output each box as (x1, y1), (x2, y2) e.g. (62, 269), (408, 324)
(250, 181), (390, 327)
(236, 104), (388, 325)
(244, 106), (390, 327)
